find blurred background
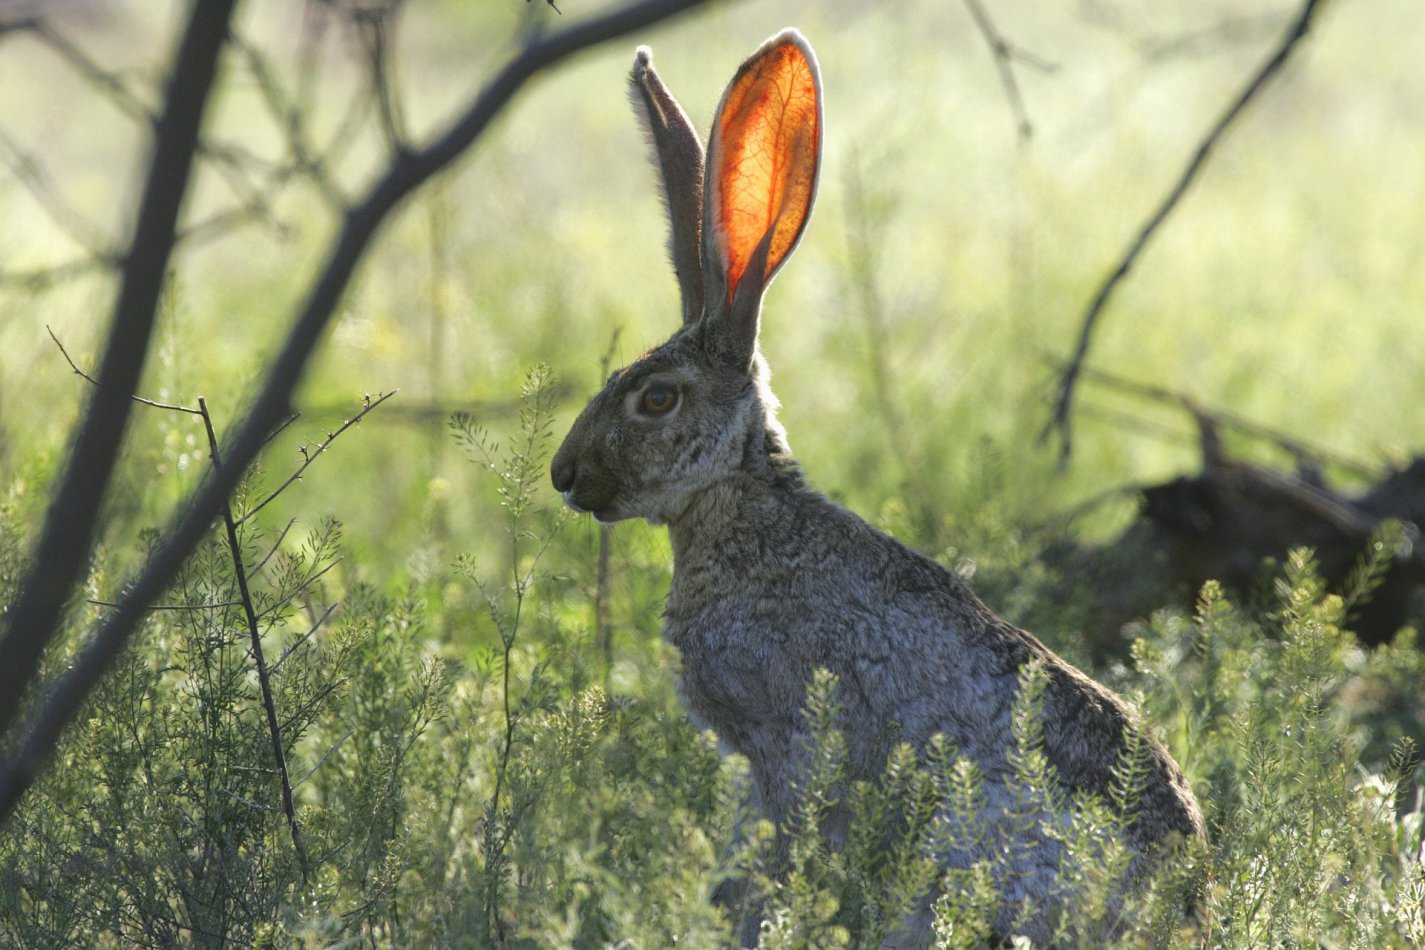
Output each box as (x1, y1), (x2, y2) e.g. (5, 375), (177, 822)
(1, 0), (1421, 603)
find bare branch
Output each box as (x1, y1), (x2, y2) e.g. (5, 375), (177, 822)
(47, 325), (202, 414)
(236, 390), (397, 527)
(1062, 360), (1380, 479)
(0, 1), (238, 749)
(251, 518), (298, 577)
(352, 2), (409, 155)
(271, 601), (340, 675)
(0, 0), (719, 825)
(1044, 0), (1327, 465)
(0, 128), (117, 259)
(228, 33), (348, 209)
(28, 18), (155, 122)
(0, 256), (108, 290)
(1141, 11), (1289, 62)
(295, 728), (355, 787)
(198, 395), (312, 883)
(87, 599), (246, 611)
(0, 18), (40, 39)
(961, 0), (1057, 144)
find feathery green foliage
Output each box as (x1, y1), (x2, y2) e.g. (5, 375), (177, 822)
(4, 370), (1425, 946)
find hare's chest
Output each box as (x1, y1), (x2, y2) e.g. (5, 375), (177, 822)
(664, 595), (806, 726)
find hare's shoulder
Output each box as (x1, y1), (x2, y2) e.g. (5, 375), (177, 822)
(666, 485), (1040, 695)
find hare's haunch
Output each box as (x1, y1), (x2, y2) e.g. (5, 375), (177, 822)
(551, 29), (1203, 946)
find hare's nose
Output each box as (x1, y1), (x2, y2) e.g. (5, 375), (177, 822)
(551, 452), (576, 493)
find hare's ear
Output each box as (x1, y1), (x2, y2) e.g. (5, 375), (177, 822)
(630, 46), (706, 326)
(702, 29), (822, 365)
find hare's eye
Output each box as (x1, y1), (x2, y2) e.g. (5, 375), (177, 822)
(639, 385), (679, 415)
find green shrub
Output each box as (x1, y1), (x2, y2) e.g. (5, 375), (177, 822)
(2, 372), (1422, 948)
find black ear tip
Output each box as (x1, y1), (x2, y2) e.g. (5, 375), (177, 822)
(632, 45), (653, 78)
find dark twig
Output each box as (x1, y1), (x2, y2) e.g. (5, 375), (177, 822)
(0, 0), (719, 825)
(0, 1), (237, 757)
(236, 390), (397, 527)
(229, 34), (347, 209)
(0, 18), (40, 39)
(0, 256), (108, 291)
(0, 129), (117, 259)
(1044, 0), (1327, 465)
(87, 599), (245, 611)
(1141, 11), (1289, 62)
(271, 602), (340, 675)
(260, 411), (305, 453)
(47, 326), (202, 415)
(961, 0), (1056, 144)
(251, 518), (299, 577)
(198, 396), (313, 883)
(295, 728), (355, 787)
(28, 19), (154, 122)
(353, 4), (409, 155)
(257, 557), (343, 623)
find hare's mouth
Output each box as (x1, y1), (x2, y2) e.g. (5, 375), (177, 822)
(562, 488), (623, 523)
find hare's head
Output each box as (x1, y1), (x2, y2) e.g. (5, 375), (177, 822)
(551, 31), (822, 525)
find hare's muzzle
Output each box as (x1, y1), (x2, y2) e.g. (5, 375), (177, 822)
(550, 451), (581, 508)
(551, 442), (613, 518)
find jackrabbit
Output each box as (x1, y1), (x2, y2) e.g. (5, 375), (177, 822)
(550, 29), (1204, 946)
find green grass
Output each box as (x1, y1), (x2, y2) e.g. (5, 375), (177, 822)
(2, 0), (1424, 945)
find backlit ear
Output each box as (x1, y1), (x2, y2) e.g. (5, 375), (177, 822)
(703, 30), (822, 359)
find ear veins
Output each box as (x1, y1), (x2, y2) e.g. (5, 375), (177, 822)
(713, 40), (820, 304)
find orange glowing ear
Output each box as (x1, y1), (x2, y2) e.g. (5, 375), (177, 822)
(707, 31), (821, 306)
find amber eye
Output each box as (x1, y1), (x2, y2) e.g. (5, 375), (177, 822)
(639, 385), (679, 415)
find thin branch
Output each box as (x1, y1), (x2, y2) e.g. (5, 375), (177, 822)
(175, 200), (280, 248)
(257, 557), (342, 622)
(48, 325), (202, 414)
(0, 128), (117, 259)
(1044, 0), (1327, 465)
(0, 18), (40, 39)
(1141, 11), (1289, 62)
(28, 19), (155, 123)
(251, 518), (298, 577)
(353, 4), (409, 156)
(0, 0), (720, 825)
(278, 680), (343, 737)
(299, 389), (575, 423)
(260, 411), (304, 453)
(87, 599), (245, 611)
(198, 396), (312, 882)
(295, 729), (355, 787)
(228, 33), (347, 209)
(0, 0), (238, 752)
(1065, 361), (1380, 479)
(271, 601), (340, 675)
(236, 390), (397, 527)
(0, 256), (108, 291)
(961, 0), (1056, 144)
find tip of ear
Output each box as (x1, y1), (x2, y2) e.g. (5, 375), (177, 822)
(632, 45), (653, 76)
(765, 27), (814, 58)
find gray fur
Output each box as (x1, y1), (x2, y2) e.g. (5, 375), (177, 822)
(552, 28), (1204, 947)
(629, 45), (706, 326)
